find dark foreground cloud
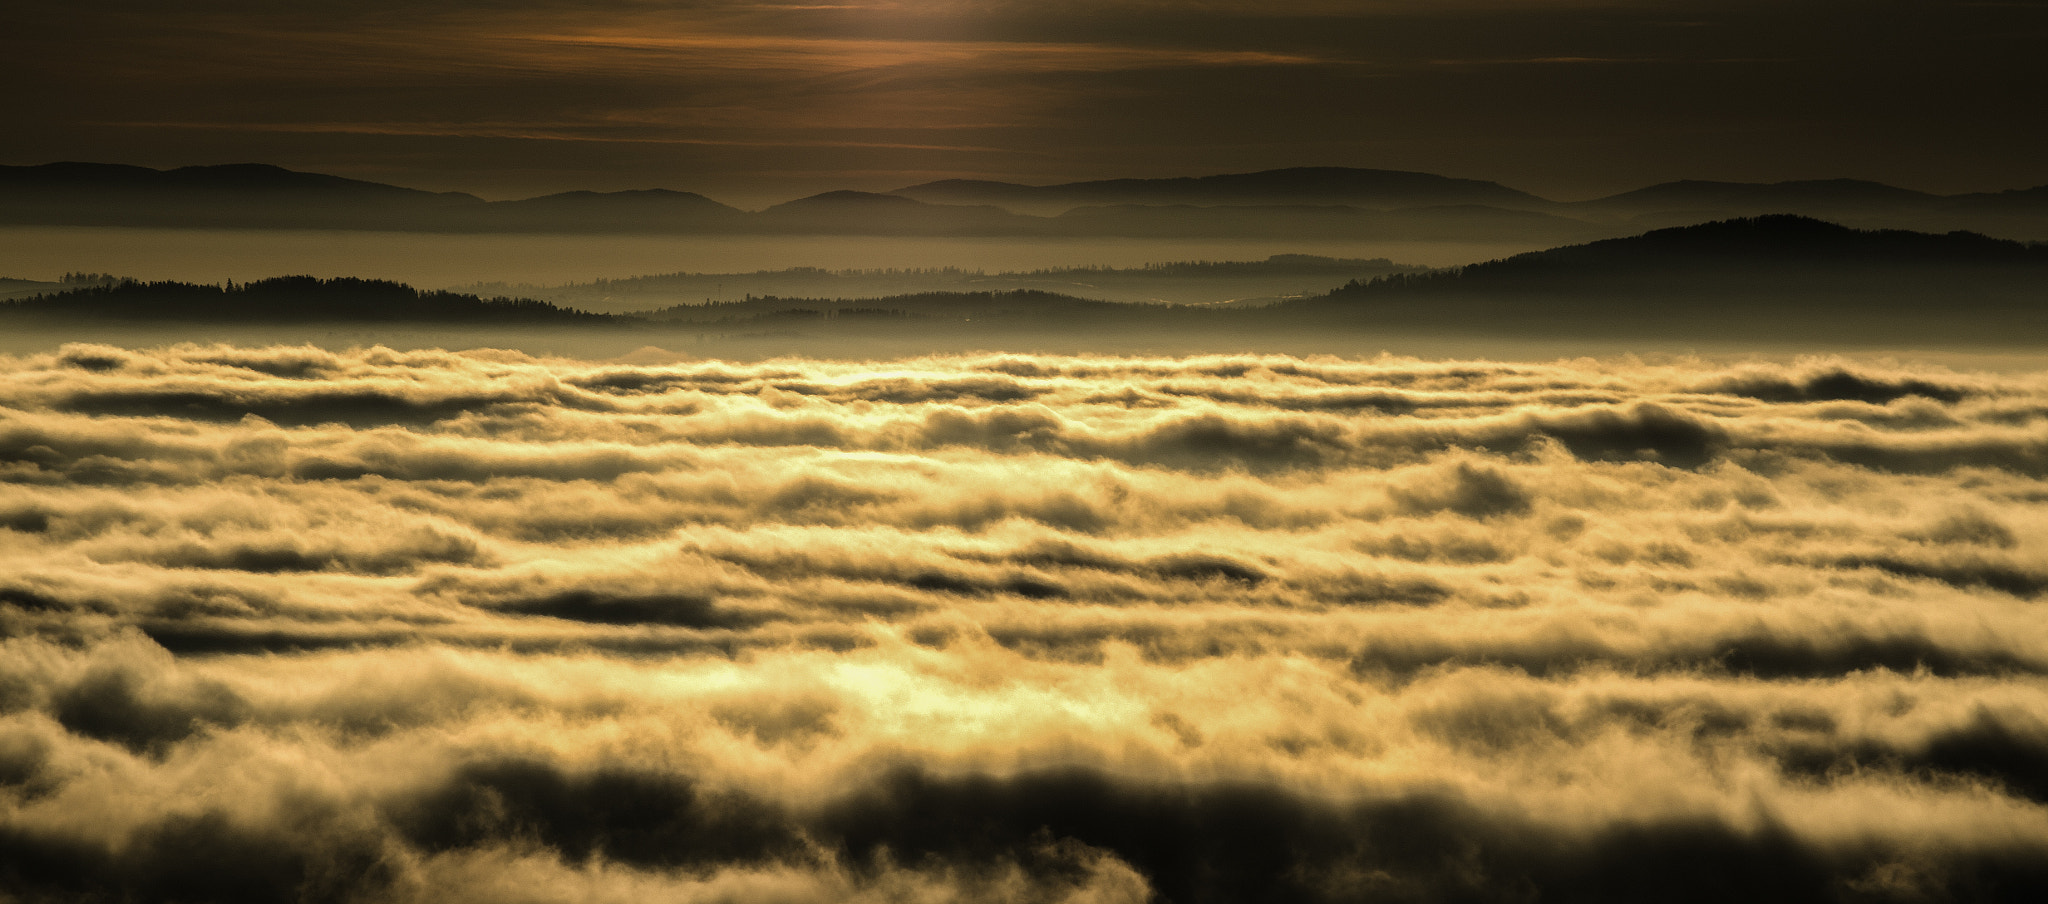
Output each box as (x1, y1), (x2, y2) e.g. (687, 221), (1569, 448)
(2, 345), (2047, 901)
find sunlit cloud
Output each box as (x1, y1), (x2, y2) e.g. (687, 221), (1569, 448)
(2, 343), (2045, 900)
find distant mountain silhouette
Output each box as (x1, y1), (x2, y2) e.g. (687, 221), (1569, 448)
(892, 179), (1049, 208)
(0, 277), (64, 301)
(1949, 185), (2048, 215)
(471, 254), (1420, 312)
(0, 163), (739, 233)
(896, 167), (1547, 214)
(1052, 202), (1602, 242)
(7, 218), (2041, 348)
(1573, 179), (2048, 237)
(479, 189), (744, 232)
(1333, 215), (2046, 279)
(5, 161), (2048, 241)
(1, 276), (618, 323)
(767, 190), (931, 212)
(1290, 216), (2048, 341)
(0, 162), (483, 230)
(0, 162), (478, 201)
(758, 191), (1040, 235)
(634, 289), (1186, 326)
(1586, 179), (1938, 211)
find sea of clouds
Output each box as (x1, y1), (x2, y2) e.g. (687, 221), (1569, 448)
(2, 343), (2045, 903)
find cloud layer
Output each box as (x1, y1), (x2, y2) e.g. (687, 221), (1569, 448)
(3, 343), (2047, 902)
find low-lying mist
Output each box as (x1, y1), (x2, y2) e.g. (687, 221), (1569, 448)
(0, 227), (1531, 290)
(2, 344), (2046, 902)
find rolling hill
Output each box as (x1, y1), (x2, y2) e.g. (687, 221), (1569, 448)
(6, 162), (2048, 241)
(894, 167), (1549, 214)
(1, 276), (618, 323)
(1286, 216), (2048, 341)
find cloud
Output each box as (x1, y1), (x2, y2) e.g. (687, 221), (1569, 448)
(2, 345), (2048, 900)
(14, 0), (2048, 202)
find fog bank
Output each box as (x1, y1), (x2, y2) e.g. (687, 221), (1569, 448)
(2, 345), (2046, 902)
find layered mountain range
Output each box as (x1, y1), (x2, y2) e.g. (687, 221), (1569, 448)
(6, 163), (2047, 242)
(1288, 215), (2048, 342)
(10, 217), (2042, 348)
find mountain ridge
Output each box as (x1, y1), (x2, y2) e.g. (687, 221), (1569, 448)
(0, 162), (482, 203)
(1285, 216), (2048, 341)
(0, 275), (617, 324)
(1323, 216), (2048, 285)
(893, 166), (1548, 213)
(4, 162), (2047, 240)
(7, 217), (2043, 346)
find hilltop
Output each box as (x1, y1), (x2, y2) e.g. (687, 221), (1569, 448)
(1, 276), (617, 324)
(1319, 216), (2047, 291)
(1286, 216), (2048, 341)
(464, 255), (1422, 313)
(5, 218), (2041, 348)
(6, 163), (2047, 241)
(893, 167), (1547, 215)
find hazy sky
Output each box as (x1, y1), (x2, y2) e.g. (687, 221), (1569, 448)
(8, 0), (2047, 203)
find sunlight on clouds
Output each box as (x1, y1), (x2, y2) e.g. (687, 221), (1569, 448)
(1, 344), (2045, 901)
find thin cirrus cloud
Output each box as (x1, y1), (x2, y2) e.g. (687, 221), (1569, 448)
(171, 18), (1324, 81)
(523, 30), (1324, 73)
(99, 119), (1021, 154)
(63, 12), (1324, 170)
(9, 0), (2046, 197)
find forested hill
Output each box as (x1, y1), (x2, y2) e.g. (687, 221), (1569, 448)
(1, 276), (619, 323)
(1317, 216), (2048, 299)
(1279, 216), (2048, 343)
